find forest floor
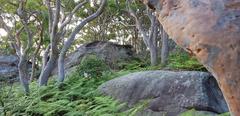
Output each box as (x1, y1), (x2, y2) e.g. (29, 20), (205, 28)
(0, 52), (230, 116)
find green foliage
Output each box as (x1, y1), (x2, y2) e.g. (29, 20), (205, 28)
(0, 0), (17, 13)
(77, 54), (110, 78)
(180, 109), (207, 116)
(118, 58), (147, 70)
(0, 50), (217, 116)
(218, 112), (230, 116)
(1, 69), (148, 116)
(26, 0), (45, 11)
(85, 96), (126, 115)
(126, 99), (150, 116)
(167, 50), (207, 71)
(117, 49), (206, 72)
(0, 36), (14, 55)
(61, 0), (76, 12)
(180, 109), (230, 116)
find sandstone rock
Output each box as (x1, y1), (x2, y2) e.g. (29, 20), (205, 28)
(53, 41), (135, 74)
(0, 55), (18, 81)
(98, 71), (228, 115)
(142, 0), (240, 114)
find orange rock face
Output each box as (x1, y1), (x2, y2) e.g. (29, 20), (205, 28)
(142, 0), (240, 115)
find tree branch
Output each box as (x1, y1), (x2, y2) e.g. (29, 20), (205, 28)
(0, 15), (20, 55)
(127, 0), (149, 47)
(17, 0), (33, 56)
(59, 0), (88, 33)
(61, 0), (107, 54)
(46, 0), (53, 34)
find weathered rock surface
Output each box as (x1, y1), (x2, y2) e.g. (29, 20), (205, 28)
(53, 41), (134, 74)
(0, 55), (18, 81)
(142, 0), (240, 114)
(98, 71), (228, 115)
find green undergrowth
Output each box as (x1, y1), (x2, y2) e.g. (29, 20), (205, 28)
(0, 70), (147, 116)
(167, 51), (207, 71)
(119, 51), (207, 72)
(0, 50), (211, 116)
(180, 109), (230, 116)
(77, 54), (110, 78)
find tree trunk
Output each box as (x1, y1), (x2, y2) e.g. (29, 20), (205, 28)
(38, 53), (58, 86)
(18, 56), (30, 94)
(56, 0), (107, 82)
(161, 29), (169, 66)
(58, 53), (65, 82)
(30, 57), (36, 82)
(149, 45), (158, 66)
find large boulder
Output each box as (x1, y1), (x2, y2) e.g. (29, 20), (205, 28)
(0, 55), (18, 82)
(142, 0), (240, 114)
(53, 41), (135, 74)
(98, 71), (228, 115)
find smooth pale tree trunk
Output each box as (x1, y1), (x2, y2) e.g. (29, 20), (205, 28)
(127, 1), (159, 66)
(30, 57), (36, 82)
(41, 45), (50, 73)
(38, 0), (60, 86)
(18, 56), (30, 94)
(38, 52), (58, 86)
(57, 0), (107, 82)
(30, 27), (43, 82)
(58, 53), (65, 82)
(150, 20), (159, 66)
(161, 29), (169, 66)
(149, 45), (158, 66)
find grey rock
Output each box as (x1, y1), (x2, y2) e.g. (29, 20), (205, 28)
(52, 41), (135, 74)
(0, 55), (18, 65)
(0, 55), (18, 81)
(98, 71), (228, 115)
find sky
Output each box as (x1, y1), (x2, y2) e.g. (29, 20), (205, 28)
(0, 28), (7, 37)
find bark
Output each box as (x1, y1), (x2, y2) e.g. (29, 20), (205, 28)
(161, 27), (169, 66)
(58, 53), (65, 82)
(150, 18), (159, 66)
(39, 53), (58, 86)
(143, 0), (240, 115)
(30, 25), (43, 82)
(127, 1), (159, 66)
(16, 0), (34, 94)
(30, 57), (36, 82)
(1, 12), (31, 95)
(18, 56), (30, 94)
(149, 45), (158, 66)
(38, 0), (61, 86)
(41, 45), (50, 71)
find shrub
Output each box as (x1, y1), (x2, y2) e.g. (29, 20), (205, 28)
(118, 59), (147, 70)
(180, 109), (230, 116)
(77, 54), (110, 78)
(167, 50), (207, 71)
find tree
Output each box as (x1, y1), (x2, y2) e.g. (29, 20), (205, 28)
(160, 25), (169, 66)
(127, 0), (159, 66)
(38, 0), (107, 85)
(0, 0), (45, 94)
(58, 0), (107, 82)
